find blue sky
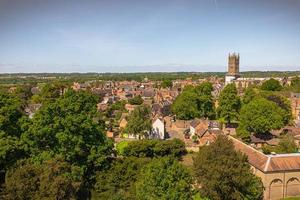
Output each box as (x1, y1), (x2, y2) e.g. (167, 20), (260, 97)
(0, 0), (299, 73)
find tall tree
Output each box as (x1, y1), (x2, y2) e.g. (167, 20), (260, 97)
(135, 157), (193, 200)
(161, 79), (173, 88)
(172, 82), (215, 120)
(289, 76), (300, 92)
(124, 105), (151, 138)
(0, 92), (26, 177)
(261, 78), (282, 91)
(217, 84), (241, 123)
(171, 89), (199, 120)
(93, 157), (151, 200)
(21, 90), (113, 195)
(128, 95), (143, 105)
(195, 82), (215, 119)
(5, 157), (81, 200)
(242, 86), (258, 105)
(193, 135), (263, 200)
(238, 98), (285, 139)
(262, 93), (292, 125)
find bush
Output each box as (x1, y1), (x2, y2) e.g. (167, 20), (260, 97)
(116, 141), (129, 156)
(123, 139), (186, 158)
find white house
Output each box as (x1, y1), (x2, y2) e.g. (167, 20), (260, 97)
(151, 118), (165, 139)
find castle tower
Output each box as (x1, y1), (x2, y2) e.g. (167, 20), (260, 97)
(225, 53), (240, 85)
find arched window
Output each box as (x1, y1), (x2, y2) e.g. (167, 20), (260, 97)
(269, 179), (284, 200)
(286, 177), (300, 197)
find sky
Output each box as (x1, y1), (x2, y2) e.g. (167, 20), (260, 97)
(0, 0), (300, 73)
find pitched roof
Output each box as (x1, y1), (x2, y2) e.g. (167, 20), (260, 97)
(229, 136), (300, 172)
(190, 119), (201, 128)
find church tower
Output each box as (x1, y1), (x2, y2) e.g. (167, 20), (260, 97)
(225, 53), (240, 85)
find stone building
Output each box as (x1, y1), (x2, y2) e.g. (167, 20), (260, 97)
(231, 136), (300, 200)
(225, 53), (240, 85)
(290, 93), (300, 121)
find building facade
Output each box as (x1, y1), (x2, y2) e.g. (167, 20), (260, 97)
(225, 53), (240, 85)
(231, 136), (300, 200)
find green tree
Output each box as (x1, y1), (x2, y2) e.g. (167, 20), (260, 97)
(289, 76), (300, 92)
(124, 105), (151, 138)
(5, 157), (81, 200)
(217, 84), (241, 123)
(93, 157), (151, 200)
(128, 95), (143, 105)
(238, 98), (285, 139)
(161, 79), (173, 88)
(0, 92), (26, 178)
(21, 90), (113, 196)
(153, 138), (186, 158)
(276, 135), (298, 153)
(31, 82), (66, 104)
(243, 88), (292, 125)
(13, 84), (35, 106)
(195, 82), (215, 119)
(261, 78), (282, 91)
(135, 157), (193, 200)
(263, 93), (292, 125)
(193, 135), (263, 200)
(122, 139), (186, 158)
(172, 82), (215, 120)
(0, 93), (24, 137)
(171, 89), (199, 120)
(242, 86), (259, 105)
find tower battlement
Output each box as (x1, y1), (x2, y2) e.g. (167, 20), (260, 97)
(227, 53), (240, 76)
(225, 53), (240, 85)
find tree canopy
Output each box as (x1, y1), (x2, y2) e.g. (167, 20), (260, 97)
(172, 82), (215, 120)
(260, 78), (283, 91)
(262, 135), (298, 154)
(4, 157), (81, 200)
(217, 83), (241, 123)
(128, 95), (143, 105)
(124, 104), (151, 138)
(22, 90), (113, 170)
(193, 135), (263, 200)
(0, 93), (26, 174)
(122, 139), (186, 158)
(238, 98), (285, 139)
(161, 79), (173, 88)
(93, 157), (151, 200)
(135, 157), (193, 200)
(289, 76), (300, 92)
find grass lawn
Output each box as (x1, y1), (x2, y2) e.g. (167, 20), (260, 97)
(282, 197), (300, 200)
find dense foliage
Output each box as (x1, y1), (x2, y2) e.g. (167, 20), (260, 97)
(93, 157), (151, 200)
(289, 76), (300, 92)
(135, 157), (193, 200)
(0, 93), (26, 177)
(172, 82), (215, 120)
(238, 98), (285, 139)
(4, 157), (81, 200)
(193, 135), (264, 200)
(217, 83), (241, 123)
(262, 135), (298, 154)
(122, 139), (186, 158)
(261, 78), (283, 91)
(161, 79), (173, 88)
(124, 104), (152, 138)
(128, 95), (143, 105)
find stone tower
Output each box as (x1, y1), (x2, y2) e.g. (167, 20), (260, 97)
(225, 53), (240, 85)
(227, 53), (240, 76)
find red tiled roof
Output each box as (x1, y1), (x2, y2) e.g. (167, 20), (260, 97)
(229, 136), (300, 172)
